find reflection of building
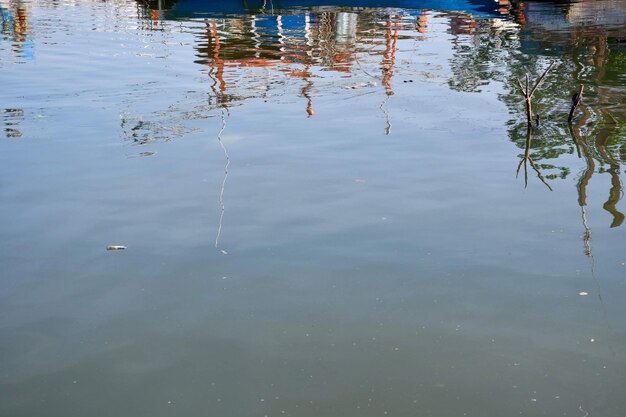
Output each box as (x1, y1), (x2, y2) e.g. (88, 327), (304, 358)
(518, 0), (626, 34)
(449, 13), (476, 35)
(134, 0), (507, 112)
(0, 0), (34, 60)
(133, 0), (507, 114)
(197, 12), (361, 69)
(196, 10), (407, 114)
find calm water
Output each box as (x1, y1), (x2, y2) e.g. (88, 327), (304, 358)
(1, 0), (626, 415)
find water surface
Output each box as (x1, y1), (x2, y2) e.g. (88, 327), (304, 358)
(1, 0), (626, 416)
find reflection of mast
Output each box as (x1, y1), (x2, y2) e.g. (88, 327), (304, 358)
(416, 10), (428, 33)
(14, 3), (28, 42)
(318, 12), (336, 68)
(382, 15), (399, 96)
(260, 0), (274, 15)
(203, 19), (231, 250)
(302, 13), (315, 117)
(277, 14), (284, 56)
(570, 119), (595, 257)
(149, 0), (162, 26)
(206, 19), (226, 96)
(12, 2), (29, 57)
(569, 20), (623, 228)
(380, 95), (391, 135)
(301, 66), (314, 117)
(595, 120), (624, 228)
(215, 108), (230, 251)
(570, 116), (616, 358)
(250, 14), (260, 56)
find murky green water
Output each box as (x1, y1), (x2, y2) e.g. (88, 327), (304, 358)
(1, 0), (626, 415)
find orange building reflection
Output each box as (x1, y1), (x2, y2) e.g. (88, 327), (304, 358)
(195, 11), (414, 115)
(1, 0), (33, 59)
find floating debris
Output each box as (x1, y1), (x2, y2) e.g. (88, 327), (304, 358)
(344, 81), (377, 90)
(106, 245), (127, 251)
(220, 249), (228, 255)
(579, 291), (589, 296)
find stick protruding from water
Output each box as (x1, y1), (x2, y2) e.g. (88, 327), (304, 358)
(516, 61), (556, 129)
(568, 84), (584, 124)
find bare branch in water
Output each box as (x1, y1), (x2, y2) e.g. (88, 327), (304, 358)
(515, 61), (555, 128)
(529, 61), (556, 98)
(568, 84), (584, 123)
(516, 78), (526, 97)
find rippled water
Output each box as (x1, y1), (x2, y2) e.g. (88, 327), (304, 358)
(1, 0), (626, 416)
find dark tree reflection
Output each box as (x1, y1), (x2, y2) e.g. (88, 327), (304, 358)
(448, 1), (625, 229)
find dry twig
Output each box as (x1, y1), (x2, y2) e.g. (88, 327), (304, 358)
(568, 84), (585, 123)
(516, 61), (556, 128)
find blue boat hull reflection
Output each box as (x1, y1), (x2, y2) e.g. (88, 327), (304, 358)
(167, 0), (502, 17)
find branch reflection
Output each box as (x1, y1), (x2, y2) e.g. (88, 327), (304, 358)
(516, 127), (553, 191)
(125, 0), (626, 241)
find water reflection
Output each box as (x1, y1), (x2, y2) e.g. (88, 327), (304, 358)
(2, 107), (24, 138)
(2, 1), (626, 416)
(215, 108), (230, 251)
(516, 128), (553, 191)
(2, 0), (623, 230)
(195, 10), (410, 111)
(135, 0), (626, 261)
(572, 115), (625, 229)
(0, 0), (34, 61)
(443, 1), (625, 240)
(187, 3), (625, 178)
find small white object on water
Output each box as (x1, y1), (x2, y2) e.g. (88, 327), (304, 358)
(590, 338), (595, 342)
(344, 81), (377, 89)
(106, 245), (127, 251)
(579, 291), (589, 296)
(220, 250), (228, 255)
